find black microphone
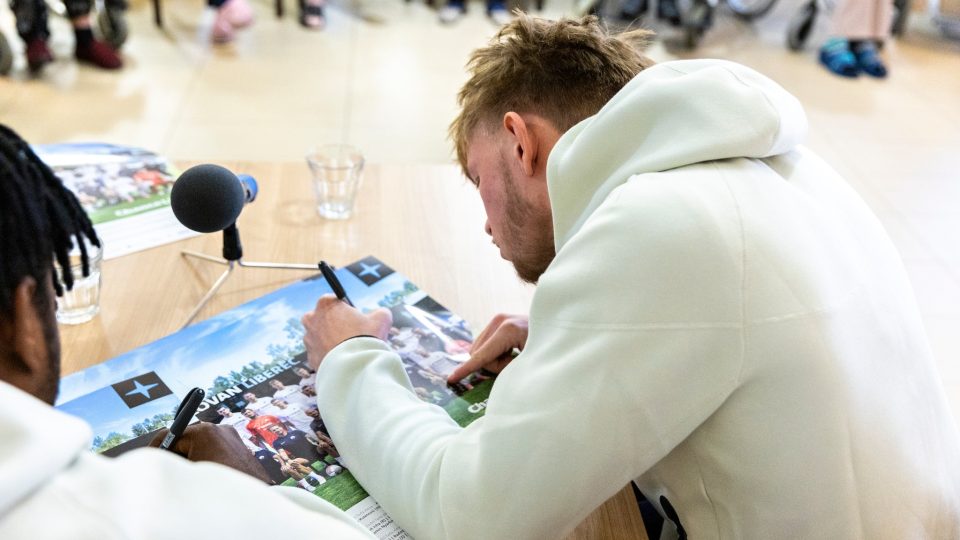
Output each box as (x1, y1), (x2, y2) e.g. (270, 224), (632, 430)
(171, 164), (258, 234)
(171, 164), (259, 262)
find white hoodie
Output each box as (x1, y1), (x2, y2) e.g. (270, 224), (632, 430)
(315, 60), (960, 539)
(0, 380), (373, 539)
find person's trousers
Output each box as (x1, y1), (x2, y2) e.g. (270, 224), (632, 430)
(10, 0), (127, 41)
(830, 0), (894, 40)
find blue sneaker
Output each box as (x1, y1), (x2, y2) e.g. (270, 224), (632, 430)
(852, 40), (888, 78)
(487, 0), (511, 25)
(819, 38), (859, 78)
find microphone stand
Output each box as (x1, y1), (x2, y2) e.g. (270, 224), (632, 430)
(180, 222), (318, 329)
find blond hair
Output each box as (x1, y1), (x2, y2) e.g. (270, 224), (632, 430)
(450, 14), (655, 175)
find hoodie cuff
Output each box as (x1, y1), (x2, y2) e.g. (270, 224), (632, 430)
(339, 335), (382, 347)
(320, 335), (393, 372)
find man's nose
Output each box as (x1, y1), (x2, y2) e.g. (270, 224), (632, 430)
(484, 219), (492, 237)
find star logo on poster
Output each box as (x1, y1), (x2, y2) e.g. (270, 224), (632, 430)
(126, 380), (159, 398)
(347, 257), (395, 286)
(111, 371), (173, 408)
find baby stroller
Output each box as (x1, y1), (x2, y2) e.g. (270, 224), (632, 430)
(0, 0), (128, 75)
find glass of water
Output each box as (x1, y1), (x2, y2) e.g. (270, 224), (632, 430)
(56, 239), (102, 325)
(306, 145), (364, 220)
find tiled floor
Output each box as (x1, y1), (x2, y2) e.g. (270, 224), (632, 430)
(1, 0), (960, 415)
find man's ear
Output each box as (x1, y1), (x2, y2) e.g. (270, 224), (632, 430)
(0, 277), (49, 385)
(503, 112), (539, 178)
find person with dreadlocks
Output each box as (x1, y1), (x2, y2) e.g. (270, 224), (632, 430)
(0, 124), (374, 539)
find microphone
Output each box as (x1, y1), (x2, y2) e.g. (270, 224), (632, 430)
(238, 174), (258, 204)
(171, 164), (258, 234)
(170, 164), (317, 329)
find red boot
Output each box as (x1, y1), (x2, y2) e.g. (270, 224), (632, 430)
(75, 39), (123, 70)
(26, 38), (54, 73)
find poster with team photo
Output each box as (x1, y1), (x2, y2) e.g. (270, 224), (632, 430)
(56, 256), (493, 539)
(33, 143), (198, 259)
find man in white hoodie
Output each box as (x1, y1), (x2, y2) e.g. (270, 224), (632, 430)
(301, 14), (960, 540)
(0, 124), (373, 539)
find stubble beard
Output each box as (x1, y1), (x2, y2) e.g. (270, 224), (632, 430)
(502, 164), (556, 285)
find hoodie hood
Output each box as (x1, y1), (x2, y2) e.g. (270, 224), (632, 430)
(546, 59), (808, 250)
(0, 380), (91, 518)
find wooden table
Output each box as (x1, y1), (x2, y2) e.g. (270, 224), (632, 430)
(59, 162), (648, 540)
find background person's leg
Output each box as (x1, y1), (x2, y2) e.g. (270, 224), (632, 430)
(65, 0), (123, 69)
(299, 0), (326, 30)
(830, 0), (893, 39)
(486, 0), (510, 24)
(11, 0), (53, 71)
(210, 0), (254, 43)
(823, 0), (893, 77)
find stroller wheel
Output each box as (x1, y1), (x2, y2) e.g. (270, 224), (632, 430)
(97, 8), (129, 49)
(0, 34), (13, 76)
(726, 0), (777, 21)
(787, 1), (817, 51)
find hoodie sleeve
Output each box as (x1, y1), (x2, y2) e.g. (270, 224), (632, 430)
(315, 172), (746, 540)
(0, 444), (376, 539)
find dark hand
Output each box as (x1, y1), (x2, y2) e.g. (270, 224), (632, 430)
(301, 294), (393, 371)
(448, 313), (527, 382)
(149, 423), (270, 483)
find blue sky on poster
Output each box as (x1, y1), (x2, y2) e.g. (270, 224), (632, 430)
(56, 262), (427, 424)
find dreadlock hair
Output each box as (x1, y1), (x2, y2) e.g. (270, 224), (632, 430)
(0, 124), (100, 318)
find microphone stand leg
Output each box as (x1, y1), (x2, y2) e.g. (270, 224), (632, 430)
(182, 250), (230, 265)
(182, 262), (236, 329)
(182, 251), (317, 270)
(179, 249), (318, 328)
(238, 260), (319, 270)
